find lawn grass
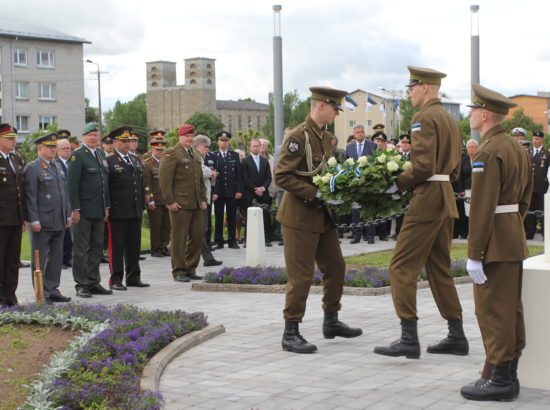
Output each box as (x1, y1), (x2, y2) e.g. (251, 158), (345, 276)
(344, 243), (544, 267)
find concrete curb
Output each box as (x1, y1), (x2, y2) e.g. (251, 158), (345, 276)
(191, 276), (472, 296)
(140, 323), (225, 393)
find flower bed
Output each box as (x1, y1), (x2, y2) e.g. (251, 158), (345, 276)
(0, 303), (207, 409)
(204, 260), (467, 288)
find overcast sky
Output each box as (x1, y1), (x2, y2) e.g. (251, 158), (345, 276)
(5, 0), (550, 113)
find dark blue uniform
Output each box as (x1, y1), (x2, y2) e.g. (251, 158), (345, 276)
(211, 150), (243, 247)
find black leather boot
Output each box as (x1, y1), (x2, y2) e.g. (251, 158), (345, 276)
(373, 320), (420, 359)
(322, 311), (363, 339)
(461, 362), (515, 401)
(511, 357), (520, 397)
(282, 321), (317, 353)
(427, 319), (469, 355)
(474, 360), (492, 386)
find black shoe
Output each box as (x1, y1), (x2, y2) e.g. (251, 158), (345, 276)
(282, 321), (317, 353)
(350, 238), (360, 244)
(89, 284), (113, 295)
(139, 255), (146, 260)
(265, 242), (273, 247)
(379, 236), (388, 241)
(63, 260), (72, 267)
(151, 252), (164, 257)
(174, 274), (190, 282)
(19, 261), (30, 268)
(62, 264), (71, 269)
(228, 243), (240, 249)
(427, 319), (469, 355)
(100, 255), (109, 264)
(367, 237), (375, 244)
(461, 362), (516, 401)
(47, 294), (72, 303)
(203, 259), (223, 267)
(76, 287), (92, 298)
(323, 312), (363, 339)
(110, 283), (127, 291)
(278, 241), (284, 246)
(215, 243), (225, 249)
(161, 248), (171, 256)
(126, 280), (150, 287)
(373, 320), (420, 359)
(187, 273), (203, 280)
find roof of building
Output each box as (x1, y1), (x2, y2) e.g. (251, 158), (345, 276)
(509, 94), (549, 100)
(216, 100), (269, 111)
(350, 88), (460, 105)
(0, 20), (91, 44)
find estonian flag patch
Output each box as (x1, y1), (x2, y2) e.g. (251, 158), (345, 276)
(412, 122), (422, 133)
(472, 161), (485, 173)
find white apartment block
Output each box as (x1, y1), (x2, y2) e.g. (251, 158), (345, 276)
(0, 20), (90, 142)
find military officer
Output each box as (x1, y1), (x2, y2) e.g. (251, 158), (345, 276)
(524, 130), (548, 239)
(0, 124), (26, 306)
(55, 138), (73, 268)
(24, 132), (72, 303)
(143, 129), (166, 162)
(374, 66), (468, 359)
(143, 136), (171, 257)
(372, 123), (385, 134)
(101, 135), (115, 157)
(459, 84), (532, 401)
(394, 133), (412, 238)
(159, 124), (207, 282)
(275, 86), (362, 354)
(105, 126), (149, 290)
(129, 131), (141, 158)
(512, 127), (527, 142)
(67, 122), (112, 298)
(211, 131), (243, 249)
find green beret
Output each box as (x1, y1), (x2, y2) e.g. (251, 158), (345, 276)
(82, 122), (99, 135)
(467, 84), (517, 115)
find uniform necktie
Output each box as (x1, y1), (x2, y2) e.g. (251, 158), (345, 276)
(7, 154), (16, 173)
(124, 155), (132, 165)
(188, 148), (194, 158)
(534, 149), (539, 158)
(94, 150), (101, 164)
(222, 152), (226, 160)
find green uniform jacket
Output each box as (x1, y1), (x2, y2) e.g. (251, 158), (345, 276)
(158, 144), (206, 209)
(468, 124), (533, 263)
(67, 145), (110, 219)
(397, 98), (462, 222)
(275, 115), (333, 233)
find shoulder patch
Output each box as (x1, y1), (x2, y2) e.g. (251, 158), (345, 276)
(411, 123), (422, 132)
(163, 153), (171, 158)
(71, 155), (76, 161)
(288, 141), (300, 153)
(472, 161), (484, 173)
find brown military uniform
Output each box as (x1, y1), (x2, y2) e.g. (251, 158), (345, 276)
(159, 144), (206, 277)
(390, 98), (464, 321)
(275, 115), (344, 322)
(468, 124), (532, 365)
(524, 145), (549, 238)
(143, 154), (171, 254)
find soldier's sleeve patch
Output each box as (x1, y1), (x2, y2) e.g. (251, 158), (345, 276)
(472, 162), (484, 173)
(411, 123), (422, 133)
(163, 153), (171, 158)
(71, 155), (76, 161)
(288, 141), (300, 153)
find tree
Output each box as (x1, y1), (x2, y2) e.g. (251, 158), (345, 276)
(262, 90), (311, 145)
(235, 129), (262, 154)
(84, 98), (99, 123)
(398, 97), (420, 134)
(104, 93), (149, 152)
(502, 108), (543, 136)
(459, 117), (471, 141)
(18, 123), (58, 163)
(185, 112), (225, 138)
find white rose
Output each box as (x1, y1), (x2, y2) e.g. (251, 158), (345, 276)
(357, 156), (368, 167)
(312, 175), (322, 184)
(321, 174), (332, 184)
(390, 155), (402, 162)
(387, 161), (399, 172)
(377, 154), (387, 163)
(346, 157), (355, 165)
(402, 161), (412, 170)
(327, 157), (338, 167)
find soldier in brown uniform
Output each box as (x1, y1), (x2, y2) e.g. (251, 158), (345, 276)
(0, 124), (26, 306)
(275, 86), (362, 354)
(143, 137), (171, 257)
(460, 84), (532, 402)
(374, 66), (468, 359)
(523, 130), (548, 239)
(159, 124), (206, 282)
(143, 129), (166, 162)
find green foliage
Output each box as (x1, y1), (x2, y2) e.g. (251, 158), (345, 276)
(17, 123), (59, 163)
(398, 97), (420, 133)
(262, 90), (311, 144)
(104, 93), (148, 152)
(235, 128), (261, 154)
(185, 112), (225, 139)
(502, 108), (543, 135)
(85, 98), (99, 123)
(459, 117), (471, 140)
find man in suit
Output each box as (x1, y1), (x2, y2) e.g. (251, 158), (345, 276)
(24, 132), (71, 303)
(56, 138), (73, 269)
(105, 126), (149, 290)
(344, 124), (377, 244)
(374, 66), (468, 359)
(242, 138), (272, 246)
(67, 122), (112, 298)
(524, 130), (549, 239)
(159, 124), (207, 282)
(275, 86), (362, 354)
(460, 84), (532, 402)
(0, 124), (26, 306)
(211, 131), (243, 249)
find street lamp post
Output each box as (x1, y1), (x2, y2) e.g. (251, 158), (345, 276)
(85, 59), (103, 136)
(272, 5), (284, 150)
(470, 5), (480, 141)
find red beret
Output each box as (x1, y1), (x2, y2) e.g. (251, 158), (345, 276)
(178, 124), (195, 136)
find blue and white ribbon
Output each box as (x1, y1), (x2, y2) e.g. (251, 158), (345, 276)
(330, 169), (348, 192)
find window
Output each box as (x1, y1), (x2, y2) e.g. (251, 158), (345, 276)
(257, 116), (261, 129)
(348, 120), (355, 128)
(14, 48), (27, 65)
(247, 116), (252, 128)
(16, 115), (29, 132)
(38, 83), (56, 100)
(190, 79), (197, 84)
(367, 120), (372, 127)
(238, 115), (242, 130)
(37, 51), (55, 68)
(227, 114), (232, 133)
(15, 82), (29, 99)
(217, 114), (222, 122)
(39, 115), (57, 130)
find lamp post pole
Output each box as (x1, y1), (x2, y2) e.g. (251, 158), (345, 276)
(85, 59), (103, 136)
(470, 5), (480, 142)
(272, 5), (284, 150)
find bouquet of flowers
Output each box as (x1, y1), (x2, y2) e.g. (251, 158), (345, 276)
(313, 148), (411, 220)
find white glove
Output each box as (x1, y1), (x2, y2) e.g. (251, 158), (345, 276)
(466, 259), (487, 285)
(351, 202), (361, 209)
(326, 199), (344, 205)
(384, 183), (398, 194)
